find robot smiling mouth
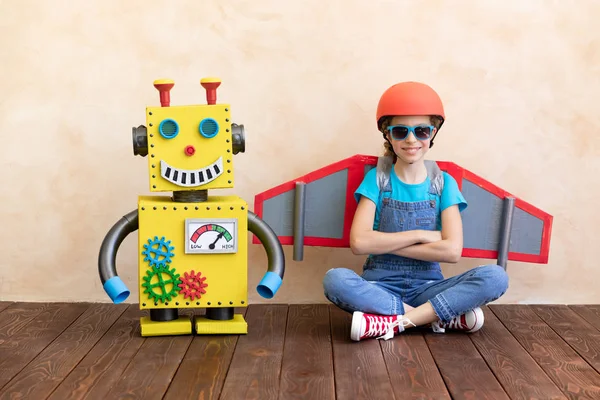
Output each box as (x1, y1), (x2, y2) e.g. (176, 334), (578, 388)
(160, 157), (224, 187)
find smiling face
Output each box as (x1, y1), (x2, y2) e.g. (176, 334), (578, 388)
(385, 115), (436, 165)
(146, 103), (234, 192)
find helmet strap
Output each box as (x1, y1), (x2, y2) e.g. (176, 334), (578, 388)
(429, 129), (439, 148)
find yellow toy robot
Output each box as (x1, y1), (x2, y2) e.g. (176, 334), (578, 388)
(98, 78), (285, 336)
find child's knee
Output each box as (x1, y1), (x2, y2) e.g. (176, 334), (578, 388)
(322, 268), (355, 295)
(479, 264), (509, 297)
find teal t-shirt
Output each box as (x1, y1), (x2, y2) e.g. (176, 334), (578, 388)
(354, 166), (468, 231)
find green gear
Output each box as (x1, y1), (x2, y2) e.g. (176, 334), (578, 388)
(142, 265), (181, 303)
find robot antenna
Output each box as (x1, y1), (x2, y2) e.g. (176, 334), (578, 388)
(153, 79), (175, 107)
(200, 77), (221, 105)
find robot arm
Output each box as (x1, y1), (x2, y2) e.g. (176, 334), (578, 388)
(248, 211), (285, 299)
(98, 209), (138, 304)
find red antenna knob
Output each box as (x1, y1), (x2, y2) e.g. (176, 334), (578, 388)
(153, 79), (175, 107)
(200, 77), (221, 105)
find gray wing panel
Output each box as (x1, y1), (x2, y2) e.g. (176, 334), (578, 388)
(461, 179), (545, 255)
(509, 207), (543, 255)
(461, 180), (503, 251)
(304, 169), (348, 239)
(262, 191), (294, 237)
(261, 169), (349, 239)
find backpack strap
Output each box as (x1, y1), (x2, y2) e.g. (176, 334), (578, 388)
(425, 160), (444, 196)
(376, 156), (444, 196)
(376, 155), (393, 192)
(375, 155), (393, 210)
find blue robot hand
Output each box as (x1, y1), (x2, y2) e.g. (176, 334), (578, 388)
(99, 210), (138, 305)
(103, 276), (130, 304)
(257, 271), (283, 299)
(248, 211), (285, 299)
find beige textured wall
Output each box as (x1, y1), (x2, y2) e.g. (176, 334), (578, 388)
(1, 1), (598, 305)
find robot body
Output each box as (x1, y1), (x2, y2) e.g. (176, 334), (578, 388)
(137, 195), (248, 336)
(99, 78), (284, 337)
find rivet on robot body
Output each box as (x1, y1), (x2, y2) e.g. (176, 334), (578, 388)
(98, 78), (285, 336)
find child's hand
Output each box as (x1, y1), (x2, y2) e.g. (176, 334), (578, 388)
(420, 230), (443, 243)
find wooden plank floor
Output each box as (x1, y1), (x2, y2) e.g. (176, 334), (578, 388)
(1, 303), (600, 399)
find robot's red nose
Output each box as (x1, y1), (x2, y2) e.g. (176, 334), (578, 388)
(185, 145), (196, 156)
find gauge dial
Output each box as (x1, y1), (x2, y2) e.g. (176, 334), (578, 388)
(185, 219), (238, 254)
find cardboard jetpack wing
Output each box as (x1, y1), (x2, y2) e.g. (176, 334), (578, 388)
(252, 154), (553, 268)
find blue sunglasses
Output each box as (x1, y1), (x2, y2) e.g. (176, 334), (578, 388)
(387, 124), (434, 141)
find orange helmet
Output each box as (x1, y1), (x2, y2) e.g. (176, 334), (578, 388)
(376, 82), (445, 135)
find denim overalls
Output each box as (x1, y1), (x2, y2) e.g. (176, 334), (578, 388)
(323, 159), (509, 322)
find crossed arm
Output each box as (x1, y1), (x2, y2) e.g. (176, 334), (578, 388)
(349, 196), (463, 263)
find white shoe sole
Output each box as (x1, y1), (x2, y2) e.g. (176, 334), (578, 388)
(467, 307), (485, 332)
(350, 311), (364, 341)
(431, 307), (485, 333)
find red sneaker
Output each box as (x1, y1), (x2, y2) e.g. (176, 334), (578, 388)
(351, 311), (415, 341)
(431, 307), (484, 333)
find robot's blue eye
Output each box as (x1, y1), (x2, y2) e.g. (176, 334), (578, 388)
(159, 119), (179, 139)
(199, 118), (219, 138)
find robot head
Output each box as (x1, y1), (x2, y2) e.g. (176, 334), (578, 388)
(132, 78), (245, 192)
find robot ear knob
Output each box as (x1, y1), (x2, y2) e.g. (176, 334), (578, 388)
(132, 125), (148, 157)
(231, 123), (245, 155)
